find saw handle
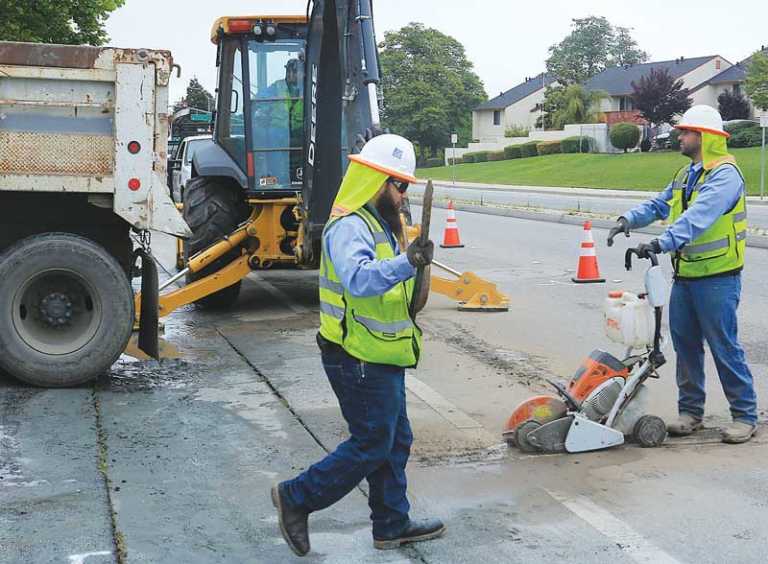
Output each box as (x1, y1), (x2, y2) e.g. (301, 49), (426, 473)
(624, 247), (659, 271)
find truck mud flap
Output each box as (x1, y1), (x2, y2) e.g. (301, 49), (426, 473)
(135, 248), (159, 359)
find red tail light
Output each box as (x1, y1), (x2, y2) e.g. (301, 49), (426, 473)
(128, 178), (141, 191)
(228, 19), (253, 33)
(127, 141), (141, 154)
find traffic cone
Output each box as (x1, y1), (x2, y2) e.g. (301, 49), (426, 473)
(572, 220), (605, 283)
(440, 201), (464, 248)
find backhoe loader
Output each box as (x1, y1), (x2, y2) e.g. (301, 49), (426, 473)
(149, 1), (509, 323)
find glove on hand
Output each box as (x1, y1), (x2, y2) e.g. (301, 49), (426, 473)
(407, 239), (434, 268)
(607, 217), (630, 247)
(635, 239), (662, 259)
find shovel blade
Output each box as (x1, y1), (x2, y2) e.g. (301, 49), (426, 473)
(136, 249), (160, 360)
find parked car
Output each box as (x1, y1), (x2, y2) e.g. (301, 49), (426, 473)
(169, 135), (213, 202)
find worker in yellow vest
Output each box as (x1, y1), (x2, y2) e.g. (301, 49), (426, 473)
(271, 134), (444, 556)
(608, 105), (757, 444)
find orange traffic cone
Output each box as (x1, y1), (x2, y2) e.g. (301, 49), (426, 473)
(440, 201), (464, 248)
(572, 220), (605, 283)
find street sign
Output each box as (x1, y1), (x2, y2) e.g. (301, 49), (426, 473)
(190, 113), (211, 122)
(761, 115), (768, 128)
(451, 133), (458, 144)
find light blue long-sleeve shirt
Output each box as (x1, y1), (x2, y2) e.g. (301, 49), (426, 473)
(323, 206), (416, 298)
(622, 161), (744, 253)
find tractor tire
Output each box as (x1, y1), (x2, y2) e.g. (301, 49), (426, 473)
(0, 233), (134, 387)
(182, 176), (249, 309)
(633, 415), (667, 448)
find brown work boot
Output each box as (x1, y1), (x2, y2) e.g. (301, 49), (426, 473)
(373, 518), (446, 550)
(721, 421), (757, 444)
(271, 483), (310, 556)
(667, 414), (703, 436)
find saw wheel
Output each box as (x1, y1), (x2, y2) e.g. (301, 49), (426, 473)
(515, 420), (543, 453)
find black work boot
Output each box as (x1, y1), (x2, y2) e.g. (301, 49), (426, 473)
(271, 483), (310, 556)
(373, 518), (446, 550)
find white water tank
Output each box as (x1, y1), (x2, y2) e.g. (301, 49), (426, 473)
(604, 291), (654, 348)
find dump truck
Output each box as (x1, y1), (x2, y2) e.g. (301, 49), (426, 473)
(0, 41), (189, 387)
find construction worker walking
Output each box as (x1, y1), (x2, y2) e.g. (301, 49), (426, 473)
(271, 134), (445, 556)
(608, 105), (757, 444)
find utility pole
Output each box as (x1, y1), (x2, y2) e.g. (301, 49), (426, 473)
(761, 114), (767, 200)
(450, 133), (458, 186)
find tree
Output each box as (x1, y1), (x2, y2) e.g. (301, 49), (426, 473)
(533, 84), (606, 129)
(546, 16), (648, 84)
(630, 67), (692, 126)
(718, 89), (751, 121)
(0, 0), (125, 46)
(379, 23), (486, 160)
(746, 50), (768, 111)
(610, 122), (641, 152)
(174, 78), (215, 113)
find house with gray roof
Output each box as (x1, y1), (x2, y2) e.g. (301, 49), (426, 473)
(472, 72), (556, 143)
(584, 55), (733, 124)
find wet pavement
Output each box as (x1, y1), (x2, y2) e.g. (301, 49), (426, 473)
(2, 210), (768, 563)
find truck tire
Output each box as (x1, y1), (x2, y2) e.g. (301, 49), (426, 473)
(0, 233), (134, 387)
(183, 176), (249, 308)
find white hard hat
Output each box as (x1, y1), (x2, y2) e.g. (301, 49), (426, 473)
(347, 133), (417, 183)
(675, 105), (729, 138)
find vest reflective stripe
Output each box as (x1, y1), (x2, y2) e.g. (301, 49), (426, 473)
(372, 231), (390, 245)
(668, 163), (747, 278)
(318, 276), (344, 294)
(319, 301), (344, 319)
(353, 313), (414, 334)
(318, 206), (421, 367)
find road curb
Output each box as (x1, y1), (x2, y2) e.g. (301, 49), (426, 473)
(411, 197), (768, 251)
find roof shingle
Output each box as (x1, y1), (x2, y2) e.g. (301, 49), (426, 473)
(475, 72), (555, 111)
(584, 56), (718, 95)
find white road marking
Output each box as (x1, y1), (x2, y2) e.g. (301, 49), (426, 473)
(68, 551), (112, 564)
(546, 489), (682, 564)
(247, 273), (310, 314)
(405, 375), (483, 430)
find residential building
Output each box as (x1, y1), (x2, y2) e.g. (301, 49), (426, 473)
(584, 55), (732, 124)
(472, 73), (556, 143)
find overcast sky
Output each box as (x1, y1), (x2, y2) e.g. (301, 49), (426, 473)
(105, 0), (766, 106)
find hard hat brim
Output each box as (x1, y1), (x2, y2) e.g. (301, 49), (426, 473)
(347, 154), (417, 184)
(674, 124), (730, 139)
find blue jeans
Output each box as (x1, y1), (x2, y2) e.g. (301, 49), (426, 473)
(282, 346), (413, 537)
(669, 274), (757, 424)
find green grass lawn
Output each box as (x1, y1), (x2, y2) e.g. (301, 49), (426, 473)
(417, 147), (767, 194)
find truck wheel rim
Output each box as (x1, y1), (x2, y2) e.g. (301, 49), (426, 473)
(12, 269), (102, 355)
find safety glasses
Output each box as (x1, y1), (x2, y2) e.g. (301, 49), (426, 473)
(388, 178), (409, 194)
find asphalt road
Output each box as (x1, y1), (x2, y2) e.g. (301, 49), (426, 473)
(2, 208), (768, 563)
(410, 181), (768, 231)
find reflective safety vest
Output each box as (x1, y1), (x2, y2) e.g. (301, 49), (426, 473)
(318, 206), (422, 367)
(668, 163), (747, 278)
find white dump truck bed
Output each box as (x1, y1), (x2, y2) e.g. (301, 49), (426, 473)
(0, 41), (188, 236)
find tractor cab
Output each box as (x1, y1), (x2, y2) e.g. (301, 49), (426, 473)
(211, 16), (308, 195)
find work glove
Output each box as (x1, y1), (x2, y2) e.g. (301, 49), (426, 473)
(607, 217), (630, 247)
(407, 239), (434, 268)
(635, 239), (662, 259)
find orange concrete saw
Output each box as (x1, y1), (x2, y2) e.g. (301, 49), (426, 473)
(503, 249), (670, 453)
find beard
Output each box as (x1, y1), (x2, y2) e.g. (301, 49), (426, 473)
(375, 190), (404, 241)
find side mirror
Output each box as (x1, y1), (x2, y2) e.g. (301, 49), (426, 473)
(169, 159), (182, 171)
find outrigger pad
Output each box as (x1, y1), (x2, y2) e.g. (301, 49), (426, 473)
(135, 249), (159, 360)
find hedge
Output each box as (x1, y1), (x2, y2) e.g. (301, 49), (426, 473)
(727, 122), (763, 148)
(560, 136), (594, 153)
(462, 152), (477, 163)
(519, 141), (539, 158)
(504, 145), (523, 159)
(447, 157), (463, 165)
(473, 151), (489, 162)
(420, 157), (444, 168)
(536, 141), (562, 155)
(488, 150), (506, 161)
